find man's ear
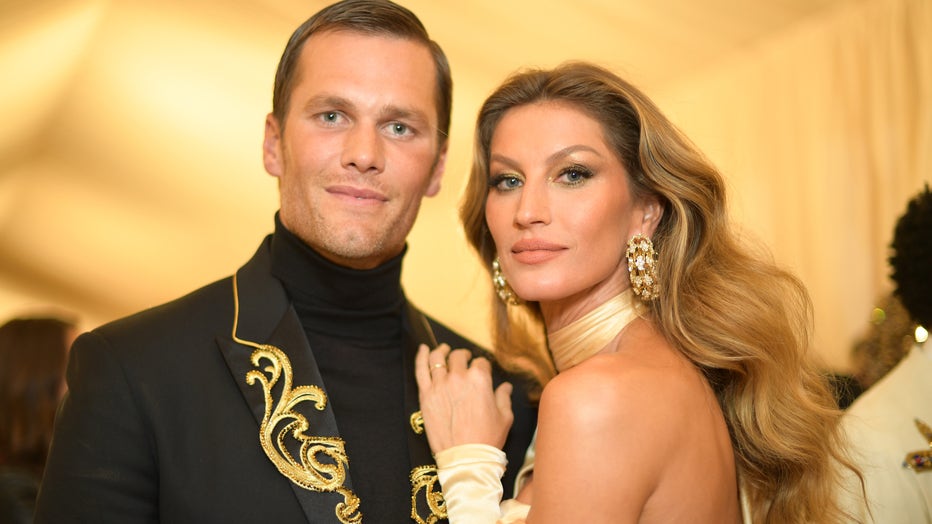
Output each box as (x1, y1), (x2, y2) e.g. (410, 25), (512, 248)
(263, 113), (283, 177)
(424, 142), (448, 197)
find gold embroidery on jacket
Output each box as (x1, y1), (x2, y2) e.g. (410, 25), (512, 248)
(410, 465), (446, 524)
(410, 410), (425, 434)
(233, 274), (362, 523)
(903, 418), (932, 473)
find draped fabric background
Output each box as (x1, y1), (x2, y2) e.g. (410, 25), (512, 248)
(1, 0), (929, 372)
(653, 0), (931, 369)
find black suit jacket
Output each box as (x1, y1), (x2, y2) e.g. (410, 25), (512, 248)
(35, 238), (537, 523)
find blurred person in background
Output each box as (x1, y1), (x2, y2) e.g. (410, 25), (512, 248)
(850, 292), (917, 391)
(0, 316), (76, 524)
(839, 184), (932, 522)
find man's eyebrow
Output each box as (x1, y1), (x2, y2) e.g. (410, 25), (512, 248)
(378, 104), (430, 125)
(302, 94), (354, 112)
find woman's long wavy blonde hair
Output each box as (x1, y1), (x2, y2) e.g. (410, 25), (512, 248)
(460, 61), (862, 523)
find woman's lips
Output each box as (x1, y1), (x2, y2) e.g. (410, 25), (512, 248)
(511, 239), (566, 264)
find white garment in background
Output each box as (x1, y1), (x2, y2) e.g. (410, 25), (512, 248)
(839, 345), (932, 523)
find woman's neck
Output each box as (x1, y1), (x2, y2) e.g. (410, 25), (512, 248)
(540, 281), (631, 332)
(545, 288), (645, 372)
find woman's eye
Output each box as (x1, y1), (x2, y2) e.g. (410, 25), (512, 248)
(489, 174), (523, 191)
(558, 166), (593, 185)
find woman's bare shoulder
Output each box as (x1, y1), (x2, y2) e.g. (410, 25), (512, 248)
(531, 324), (706, 518)
(539, 319), (714, 449)
(531, 320), (737, 521)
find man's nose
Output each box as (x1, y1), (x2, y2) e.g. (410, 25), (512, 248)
(341, 124), (385, 174)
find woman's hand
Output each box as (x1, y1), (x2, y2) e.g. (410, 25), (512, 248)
(415, 343), (514, 454)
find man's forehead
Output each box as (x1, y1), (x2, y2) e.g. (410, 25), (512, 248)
(293, 31), (438, 118)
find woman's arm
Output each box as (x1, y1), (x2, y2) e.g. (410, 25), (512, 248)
(415, 344), (519, 522)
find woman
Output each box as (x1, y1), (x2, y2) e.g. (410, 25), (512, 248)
(415, 62), (862, 523)
(0, 316), (75, 523)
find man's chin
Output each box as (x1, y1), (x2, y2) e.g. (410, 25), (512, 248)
(317, 234), (403, 270)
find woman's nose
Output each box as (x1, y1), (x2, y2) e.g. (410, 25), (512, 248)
(514, 181), (550, 227)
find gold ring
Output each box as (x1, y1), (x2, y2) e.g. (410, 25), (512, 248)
(431, 362), (446, 370)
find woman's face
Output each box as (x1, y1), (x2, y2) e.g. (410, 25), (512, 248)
(485, 101), (655, 309)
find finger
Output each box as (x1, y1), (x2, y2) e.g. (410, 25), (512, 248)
(428, 344), (451, 377)
(494, 382), (514, 418)
(468, 355), (492, 373)
(447, 348), (472, 372)
(430, 343), (451, 365)
(465, 356), (494, 387)
(415, 343), (432, 390)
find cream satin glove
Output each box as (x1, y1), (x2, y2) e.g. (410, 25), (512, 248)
(435, 444), (530, 524)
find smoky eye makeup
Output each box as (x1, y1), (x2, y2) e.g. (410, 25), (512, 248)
(554, 163), (595, 186)
(488, 172), (523, 191)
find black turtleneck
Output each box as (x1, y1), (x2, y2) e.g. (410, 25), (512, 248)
(269, 216), (411, 522)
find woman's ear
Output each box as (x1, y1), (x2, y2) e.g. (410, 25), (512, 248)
(639, 196), (664, 237)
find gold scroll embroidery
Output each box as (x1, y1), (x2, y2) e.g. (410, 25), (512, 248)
(410, 410), (425, 435)
(410, 465), (446, 524)
(233, 274), (362, 523)
(903, 418), (932, 473)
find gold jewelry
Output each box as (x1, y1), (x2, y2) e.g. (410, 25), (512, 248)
(548, 289), (645, 372)
(430, 362), (446, 370)
(626, 234), (659, 301)
(492, 257), (521, 305)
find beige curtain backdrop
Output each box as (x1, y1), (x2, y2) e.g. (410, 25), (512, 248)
(654, 0), (931, 370)
(2, 0), (928, 374)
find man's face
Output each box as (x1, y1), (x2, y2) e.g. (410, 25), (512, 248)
(263, 30), (446, 270)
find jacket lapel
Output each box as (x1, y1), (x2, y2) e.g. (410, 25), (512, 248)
(217, 238), (361, 523)
(403, 303), (449, 523)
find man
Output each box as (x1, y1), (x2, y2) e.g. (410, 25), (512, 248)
(839, 184), (932, 522)
(35, 1), (537, 522)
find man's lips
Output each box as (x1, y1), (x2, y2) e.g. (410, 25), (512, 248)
(327, 185), (388, 202)
(511, 239), (566, 264)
